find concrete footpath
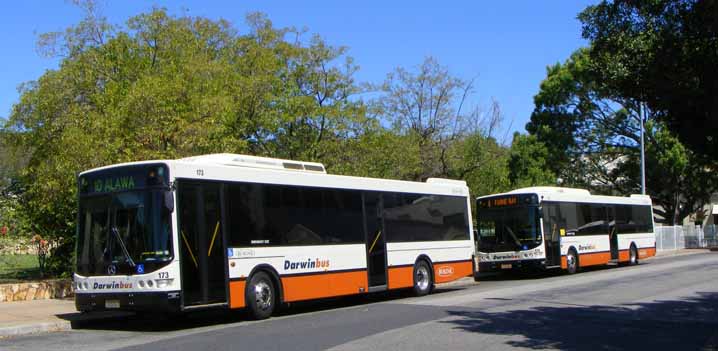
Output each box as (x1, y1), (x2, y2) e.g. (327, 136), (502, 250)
(0, 248), (709, 339)
(0, 298), (130, 338)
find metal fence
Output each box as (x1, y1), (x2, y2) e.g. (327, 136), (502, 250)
(655, 224), (717, 251)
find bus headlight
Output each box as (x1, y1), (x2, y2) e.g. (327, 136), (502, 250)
(146, 280), (154, 288)
(138, 280), (145, 288)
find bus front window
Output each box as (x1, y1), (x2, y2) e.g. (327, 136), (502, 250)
(477, 206), (541, 253)
(77, 190), (173, 276)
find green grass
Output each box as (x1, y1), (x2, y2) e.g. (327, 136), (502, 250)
(0, 254), (41, 283)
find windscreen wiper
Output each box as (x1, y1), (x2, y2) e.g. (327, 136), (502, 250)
(111, 226), (136, 267)
(504, 226), (523, 249)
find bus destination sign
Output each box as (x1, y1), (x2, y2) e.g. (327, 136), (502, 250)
(480, 196), (518, 208)
(92, 176), (136, 193)
(79, 164), (168, 195)
(479, 193), (538, 208)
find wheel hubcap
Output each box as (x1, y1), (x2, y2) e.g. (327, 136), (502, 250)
(567, 254), (576, 269)
(254, 281), (272, 310)
(416, 266), (430, 290)
(630, 249), (637, 263)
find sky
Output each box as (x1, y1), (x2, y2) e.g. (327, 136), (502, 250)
(0, 1), (597, 142)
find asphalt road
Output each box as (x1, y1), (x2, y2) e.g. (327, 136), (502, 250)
(2, 252), (717, 351)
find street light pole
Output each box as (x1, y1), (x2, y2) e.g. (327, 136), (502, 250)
(640, 103), (646, 195)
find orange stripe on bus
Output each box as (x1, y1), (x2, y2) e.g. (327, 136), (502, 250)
(639, 247), (656, 259)
(229, 280), (246, 309)
(578, 251), (612, 266)
(433, 261), (473, 284)
(561, 251), (612, 268)
(388, 261), (473, 288)
(229, 260), (475, 308)
(618, 250), (630, 262)
(282, 270), (368, 303)
(387, 266), (414, 289)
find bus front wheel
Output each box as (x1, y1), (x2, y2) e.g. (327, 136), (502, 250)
(246, 271), (276, 320)
(629, 245), (639, 266)
(413, 260), (433, 296)
(566, 249), (579, 275)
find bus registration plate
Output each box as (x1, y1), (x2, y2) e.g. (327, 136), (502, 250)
(105, 300), (120, 309)
(500, 264), (512, 269)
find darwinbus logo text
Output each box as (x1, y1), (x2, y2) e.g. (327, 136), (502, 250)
(284, 258), (330, 270)
(93, 281), (133, 289)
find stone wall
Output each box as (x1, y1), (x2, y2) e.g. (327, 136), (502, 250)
(0, 280), (74, 302)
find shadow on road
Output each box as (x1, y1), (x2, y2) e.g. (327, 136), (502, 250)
(443, 291), (718, 350)
(60, 287), (463, 333)
(476, 261), (650, 282)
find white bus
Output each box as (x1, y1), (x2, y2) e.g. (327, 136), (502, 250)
(74, 154), (475, 319)
(475, 187), (656, 274)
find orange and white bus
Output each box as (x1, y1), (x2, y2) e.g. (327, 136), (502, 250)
(74, 154), (475, 319)
(475, 187), (656, 275)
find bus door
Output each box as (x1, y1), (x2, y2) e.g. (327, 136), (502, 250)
(543, 204), (562, 267)
(177, 181), (228, 307)
(608, 206), (619, 260)
(363, 192), (387, 290)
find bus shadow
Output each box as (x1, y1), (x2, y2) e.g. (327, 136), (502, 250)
(477, 262), (651, 282)
(475, 270), (563, 281)
(62, 287), (465, 332)
(442, 291), (718, 350)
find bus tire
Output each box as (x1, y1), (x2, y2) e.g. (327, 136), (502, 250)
(413, 260), (433, 296)
(566, 249), (579, 275)
(246, 271), (276, 320)
(628, 245), (639, 266)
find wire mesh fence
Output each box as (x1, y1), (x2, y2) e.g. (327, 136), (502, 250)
(656, 224), (717, 251)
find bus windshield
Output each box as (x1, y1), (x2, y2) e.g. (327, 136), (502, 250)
(477, 205), (541, 253)
(76, 190), (173, 276)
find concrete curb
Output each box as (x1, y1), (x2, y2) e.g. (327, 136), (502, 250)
(652, 249), (712, 259)
(0, 321), (71, 339)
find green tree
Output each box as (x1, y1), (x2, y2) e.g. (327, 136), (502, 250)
(376, 57), (496, 181)
(579, 0), (718, 159)
(3, 4), (366, 275)
(611, 122), (716, 224)
(527, 48), (717, 224)
(373, 57), (512, 198)
(507, 133), (556, 188)
(459, 133), (511, 198)
(527, 48), (638, 188)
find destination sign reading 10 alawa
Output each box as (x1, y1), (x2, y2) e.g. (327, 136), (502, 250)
(94, 176), (137, 193)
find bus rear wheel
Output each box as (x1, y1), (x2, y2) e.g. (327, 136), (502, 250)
(628, 245), (639, 266)
(566, 249), (579, 275)
(413, 260), (433, 296)
(246, 271), (276, 320)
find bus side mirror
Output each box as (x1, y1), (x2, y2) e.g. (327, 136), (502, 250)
(164, 190), (175, 213)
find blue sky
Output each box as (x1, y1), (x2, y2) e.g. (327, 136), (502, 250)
(0, 1), (596, 141)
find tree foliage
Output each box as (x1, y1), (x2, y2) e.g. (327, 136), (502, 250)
(579, 0), (718, 159)
(527, 48), (717, 224)
(376, 57), (500, 182)
(611, 122), (717, 224)
(2, 4), (519, 276)
(3, 5), (368, 275)
(507, 133), (556, 189)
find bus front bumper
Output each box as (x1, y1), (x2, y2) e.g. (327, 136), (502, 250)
(478, 259), (546, 273)
(75, 291), (181, 313)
